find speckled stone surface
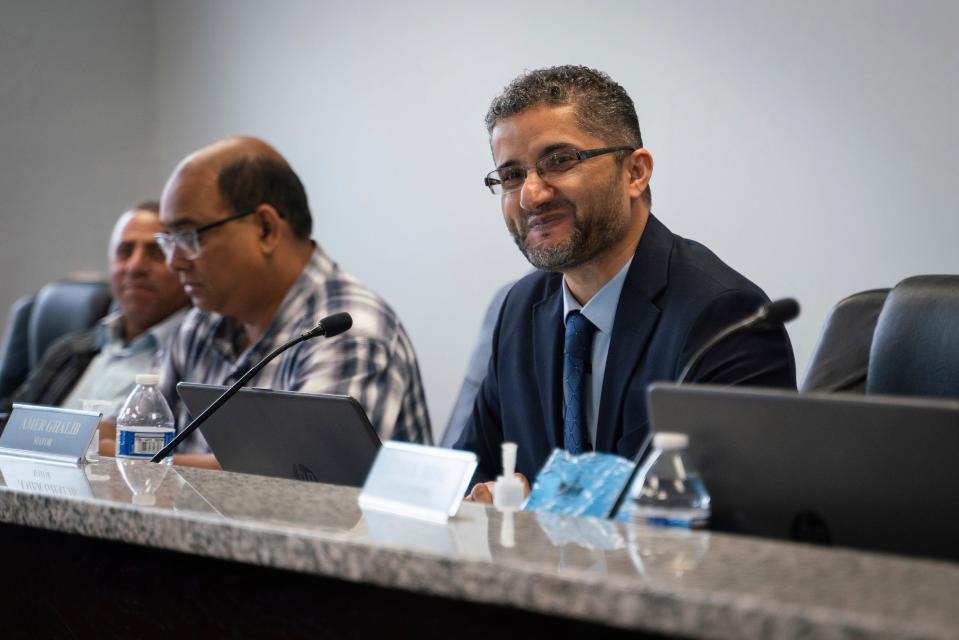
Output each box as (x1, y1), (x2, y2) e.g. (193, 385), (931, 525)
(0, 455), (957, 639)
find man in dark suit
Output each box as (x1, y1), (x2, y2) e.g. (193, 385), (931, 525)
(455, 66), (795, 501)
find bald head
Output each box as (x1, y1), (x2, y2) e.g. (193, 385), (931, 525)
(162, 135), (312, 240)
(172, 136), (285, 177)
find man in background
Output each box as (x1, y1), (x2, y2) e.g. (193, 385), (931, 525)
(156, 136), (431, 468)
(2, 202), (190, 453)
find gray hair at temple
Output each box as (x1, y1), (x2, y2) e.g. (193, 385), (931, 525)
(485, 65), (651, 207)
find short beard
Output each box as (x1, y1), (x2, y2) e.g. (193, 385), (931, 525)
(510, 177), (627, 272)
(516, 219), (592, 271)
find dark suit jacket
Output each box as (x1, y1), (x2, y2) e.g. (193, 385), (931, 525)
(454, 214), (796, 483)
(0, 328), (100, 429)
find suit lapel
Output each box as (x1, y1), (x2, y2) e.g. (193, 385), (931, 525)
(595, 215), (672, 452)
(595, 285), (660, 451)
(532, 283), (565, 451)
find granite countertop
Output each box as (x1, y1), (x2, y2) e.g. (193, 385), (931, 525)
(0, 455), (957, 640)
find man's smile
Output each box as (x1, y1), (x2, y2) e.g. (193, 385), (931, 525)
(526, 211), (567, 231)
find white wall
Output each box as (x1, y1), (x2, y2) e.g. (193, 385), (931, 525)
(6, 1), (959, 442)
(153, 1), (959, 441)
(0, 0), (158, 310)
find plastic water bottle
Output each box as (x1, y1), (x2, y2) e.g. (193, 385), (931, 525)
(115, 374), (175, 465)
(624, 432), (710, 528)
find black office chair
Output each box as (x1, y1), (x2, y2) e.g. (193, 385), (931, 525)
(0, 280), (111, 400)
(867, 275), (959, 399)
(800, 289), (890, 393)
(0, 295), (36, 400)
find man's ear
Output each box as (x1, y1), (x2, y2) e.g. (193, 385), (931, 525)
(626, 148), (654, 201)
(255, 204), (284, 254)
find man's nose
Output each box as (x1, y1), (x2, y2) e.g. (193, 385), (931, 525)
(518, 171), (554, 211)
(127, 245), (151, 272)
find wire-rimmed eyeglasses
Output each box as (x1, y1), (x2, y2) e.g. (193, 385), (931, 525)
(154, 209), (255, 260)
(483, 146), (635, 195)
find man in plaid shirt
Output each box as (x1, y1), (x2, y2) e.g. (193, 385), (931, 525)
(155, 136), (431, 468)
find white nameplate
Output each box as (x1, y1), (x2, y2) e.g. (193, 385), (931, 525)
(0, 404), (101, 465)
(358, 442), (477, 523)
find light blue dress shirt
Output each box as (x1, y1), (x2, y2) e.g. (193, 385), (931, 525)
(62, 309), (185, 417)
(561, 258), (633, 447)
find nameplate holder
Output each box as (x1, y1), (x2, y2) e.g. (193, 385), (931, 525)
(358, 442), (477, 523)
(0, 404), (101, 465)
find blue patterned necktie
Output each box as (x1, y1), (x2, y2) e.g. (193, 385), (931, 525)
(563, 311), (598, 454)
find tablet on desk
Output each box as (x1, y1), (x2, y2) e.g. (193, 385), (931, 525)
(646, 383), (959, 561)
(177, 382), (381, 487)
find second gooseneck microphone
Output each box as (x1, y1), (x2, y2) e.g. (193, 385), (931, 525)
(606, 298), (800, 520)
(677, 298), (800, 383)
(151, 312), (353, 463)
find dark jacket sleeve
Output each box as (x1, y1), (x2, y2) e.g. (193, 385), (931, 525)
(0, 329), (100, 415)
(440, 280), (515, 448)
(454, 357), (505, 485)
(452, 292), (512, 486)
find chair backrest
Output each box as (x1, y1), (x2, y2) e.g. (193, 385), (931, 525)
(867, 275), (959, 399)
(0, 280), (111, 400)
(800, 288), (890, 393)
(0, 294), (37, 400)
(28, 280), (112, 369)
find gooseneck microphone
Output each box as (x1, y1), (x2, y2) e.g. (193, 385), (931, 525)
(676, 298), (800, 383)
(151, 312), (353, 463)
(606, 298), (800, 520)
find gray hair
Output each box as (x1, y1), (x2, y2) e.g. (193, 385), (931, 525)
(486, 66), (642, 146)
(486, 65), (650, 206)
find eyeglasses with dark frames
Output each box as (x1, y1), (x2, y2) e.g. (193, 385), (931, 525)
(154, 209), (256, 260)
(483, 146), (635, 195)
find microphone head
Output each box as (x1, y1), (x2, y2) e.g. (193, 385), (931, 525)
(317, 312), (353, 338)
(763, 298), (800, 324)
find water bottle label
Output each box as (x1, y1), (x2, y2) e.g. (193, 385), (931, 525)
(116, 429), (174, 458)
